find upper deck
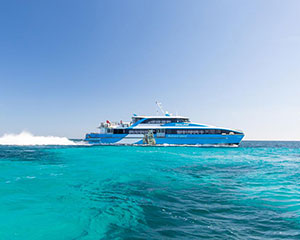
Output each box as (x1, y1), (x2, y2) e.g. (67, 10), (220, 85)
(132, 115), (190, 125)
(97, 114), (243, 135)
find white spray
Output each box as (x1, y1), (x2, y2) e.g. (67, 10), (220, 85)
(0, 131), (82, 146)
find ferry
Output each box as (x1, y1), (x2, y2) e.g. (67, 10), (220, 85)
(84, 103), (244, 146)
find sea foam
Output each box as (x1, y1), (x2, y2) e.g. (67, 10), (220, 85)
(0, 131), (81, 146)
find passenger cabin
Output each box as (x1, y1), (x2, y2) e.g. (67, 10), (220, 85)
(96, 115), (243, 136)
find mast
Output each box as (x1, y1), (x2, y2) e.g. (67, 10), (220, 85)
(156, 101), (170, 116)
(155, 101), (165, 115)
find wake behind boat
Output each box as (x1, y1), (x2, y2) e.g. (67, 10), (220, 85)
(84, 103), (244, 146)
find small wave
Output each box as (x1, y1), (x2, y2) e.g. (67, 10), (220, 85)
(0, 131), (84, 146)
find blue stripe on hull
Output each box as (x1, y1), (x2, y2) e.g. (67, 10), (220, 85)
(156, 135), (243, 145)
(85, 134), (244, 145)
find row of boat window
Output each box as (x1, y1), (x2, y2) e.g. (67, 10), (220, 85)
(142, 118), (189, 124)
(132, 118), (189, 124)
(113, 129), (235, 135)
(175, 129), (222, 134)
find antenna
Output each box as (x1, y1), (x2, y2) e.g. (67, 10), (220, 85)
(155, 101), (165, 115)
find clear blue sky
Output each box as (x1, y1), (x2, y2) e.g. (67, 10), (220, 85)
(1, 0), (299, 140)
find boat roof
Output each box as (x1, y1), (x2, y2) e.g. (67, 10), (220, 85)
(133, 115), (189, 119)
(131, 125), (215, 129)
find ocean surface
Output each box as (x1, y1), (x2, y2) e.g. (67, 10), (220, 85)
(0, 141), (299, 239)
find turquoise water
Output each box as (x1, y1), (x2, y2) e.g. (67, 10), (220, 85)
(0, 141), (299, 239)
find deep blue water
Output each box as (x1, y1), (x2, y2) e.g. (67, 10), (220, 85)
(0, 141), (299, 239)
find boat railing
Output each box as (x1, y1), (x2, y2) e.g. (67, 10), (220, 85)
(99, 121), (130, 129)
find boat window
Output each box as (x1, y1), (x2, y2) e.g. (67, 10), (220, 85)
(107, 128), (113, 134)
(126, 129), (157, 134)
(113, 129), (125, 134)
(132, 118), (143, 124)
